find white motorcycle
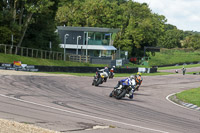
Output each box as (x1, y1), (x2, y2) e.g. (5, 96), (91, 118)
(92, 68), (109, 86)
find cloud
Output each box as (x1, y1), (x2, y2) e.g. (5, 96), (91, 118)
(134, 0), (200, 31)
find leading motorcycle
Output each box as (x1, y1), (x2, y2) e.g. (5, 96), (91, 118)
(109, 79), (136, 99)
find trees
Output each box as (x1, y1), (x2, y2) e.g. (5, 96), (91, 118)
(1, 0), (199, 57)
(182, 34), (200, 50)
(114, 2), (166, 57)
(0, 0), (60, 51)
(158, 29), (184, 48)
(22, 0), (60, 50)
(56, 0), (124, 28)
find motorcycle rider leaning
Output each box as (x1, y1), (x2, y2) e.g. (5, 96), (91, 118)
(112, 75), (135, 99)
(135, 72), (143, 91)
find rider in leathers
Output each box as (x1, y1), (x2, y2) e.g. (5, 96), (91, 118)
(135, 72), (143, 91)
(110, 75), (135, 99)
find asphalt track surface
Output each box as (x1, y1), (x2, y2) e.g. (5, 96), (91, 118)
(0, 70), (200, 133)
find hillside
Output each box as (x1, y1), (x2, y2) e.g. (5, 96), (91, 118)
(148, 48), (200, 67)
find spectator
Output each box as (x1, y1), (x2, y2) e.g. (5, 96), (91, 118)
(175, 70), (178, 73)
(182, 67), (186, 75)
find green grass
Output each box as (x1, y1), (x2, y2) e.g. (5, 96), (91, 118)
(158, 64), (200, 70)
(41, 71), (173, 77)
(148, 48), (200, 67)
(186, 71), (200, 75)
(175, 87), (200, 107)
(0, 53), (106, 67)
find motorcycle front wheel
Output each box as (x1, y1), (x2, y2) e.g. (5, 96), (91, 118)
(95, 78), (102, 86)
(115, 89), (126, 99)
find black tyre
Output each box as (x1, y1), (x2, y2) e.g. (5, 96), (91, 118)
(109, 92), (113, 97)
(95, 78), (102, 86)
(115, 89), (126, 99)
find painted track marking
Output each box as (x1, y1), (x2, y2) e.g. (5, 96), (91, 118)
(166, 93), (199, 112)
(0, 94), (168, 133)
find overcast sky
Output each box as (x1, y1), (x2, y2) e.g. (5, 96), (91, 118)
(134, 0), (200, 32)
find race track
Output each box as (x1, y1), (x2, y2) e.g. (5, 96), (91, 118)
(0, 70), (200, 133)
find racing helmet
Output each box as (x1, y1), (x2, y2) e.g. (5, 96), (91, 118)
(137, 72), (142, 76)
(129, 75), (134, 80)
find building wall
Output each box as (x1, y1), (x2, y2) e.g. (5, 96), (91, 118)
(58, 30), (84, 44)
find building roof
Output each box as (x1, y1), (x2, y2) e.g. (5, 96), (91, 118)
(57, 26), (120, 33)
(60, 44), (117, 50)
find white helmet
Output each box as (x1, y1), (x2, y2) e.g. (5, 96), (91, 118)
(129, 75), (134, 80)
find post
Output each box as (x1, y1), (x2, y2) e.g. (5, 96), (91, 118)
(144, 46), (146, 58)
(36, 50), (38, 58)
(26, 48), (28, 56)
(76, 36), (81, 55)
(86, 33), (90, 63)
(21, 48), (23, 56)
(32, 49), (33, 57)
(11, 34), (13, 49)
(45, 51), (47, 59)
(49, 41), (52, 53)
(64, 34), (69, 61)
(5, 45), (6, 54)
(119, 46), (120, 59)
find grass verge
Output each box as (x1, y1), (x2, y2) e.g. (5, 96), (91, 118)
(158, 64), (200, 70)
(41, 72), (173, 77)
(148, 48), (200, 67)
(175, 87), (200, 107)
(0, 53), (106, 67)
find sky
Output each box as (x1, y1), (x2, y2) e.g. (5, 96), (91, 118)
(134, 0), (200, 32)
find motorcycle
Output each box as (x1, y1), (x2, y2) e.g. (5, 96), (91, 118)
(92, 69), (109, 86)
(109, 79), (136, 99)
(109, 67), (114, 79)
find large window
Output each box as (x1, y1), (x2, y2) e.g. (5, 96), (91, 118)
(86, 32), (111, 45)
(101, 50), (112, 57)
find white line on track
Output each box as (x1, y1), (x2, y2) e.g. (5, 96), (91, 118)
(166, 93), (199, 112)
(0, 93), (168, 133)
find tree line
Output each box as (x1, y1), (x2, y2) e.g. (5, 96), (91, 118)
(1, 0), (200, 57)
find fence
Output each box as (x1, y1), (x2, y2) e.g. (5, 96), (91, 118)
(0, 44), (90, 62)
(68, 54), (90, 63)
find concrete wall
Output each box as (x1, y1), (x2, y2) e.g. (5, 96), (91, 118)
(90, 57), (129, 67)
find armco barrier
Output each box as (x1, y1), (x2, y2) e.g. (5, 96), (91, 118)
(34, 65), (103, 73)
(114, 68), (138, 73)
(34, 65), (157, 73)
(0, 63), (157, 73)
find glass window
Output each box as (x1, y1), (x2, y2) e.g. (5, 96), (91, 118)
(95, 33), (102, 40)
(101, 50), (112, 57)
(86, 32), (112, 45)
